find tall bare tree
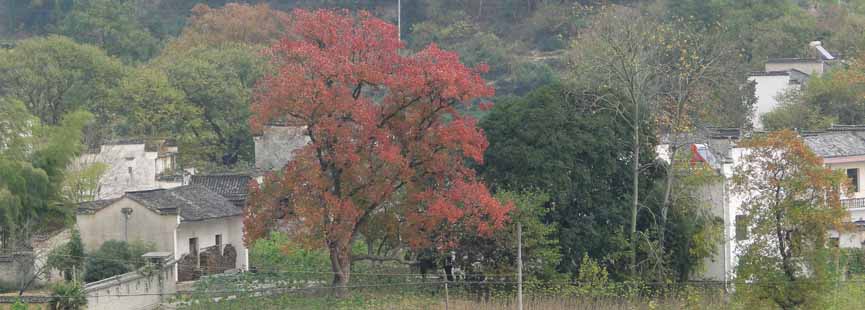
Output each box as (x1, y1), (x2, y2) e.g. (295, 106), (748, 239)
(569, 7), (664, 277)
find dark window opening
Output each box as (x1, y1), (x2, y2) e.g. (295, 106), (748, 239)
(735, 215), (748, 241)
(215, 234), (222, 250)
(848, 168), (859, 192)
(189, 237), (198, 256)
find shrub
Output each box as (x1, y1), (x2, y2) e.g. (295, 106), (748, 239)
(83, 240), (155, 282)
(50, 281), (87, 310)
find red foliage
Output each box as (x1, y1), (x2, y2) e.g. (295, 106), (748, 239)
(243, 9), (511, 281)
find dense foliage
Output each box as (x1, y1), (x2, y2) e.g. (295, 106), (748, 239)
(83, 240), (155, 282)
(733, 130), (849, 309)
(0, 99), (91, 249)
(244, 9), (510, 290)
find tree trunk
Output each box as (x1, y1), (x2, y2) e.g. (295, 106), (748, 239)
(657, 143), (679, 281)
(630, 101), (640, 278)
(328, 239), (352, 298)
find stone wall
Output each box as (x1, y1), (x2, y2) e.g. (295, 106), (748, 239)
(84, 257), (178, 310)
(0, 253), (31, 290)
(178, 244), (238, 282)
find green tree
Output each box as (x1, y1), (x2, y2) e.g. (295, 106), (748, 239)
(47, 229), (85, 281)
(0, 99), (91, 293)
(53, 0), (160, 63)
(569, 7), (666, 277)
(114, 67), (198, 138)
(49, 281), (86, 310)
(761, 88), (836, 131)
(480, 84), (660, 279)
(83, 240), (154, 282)
(0, 35), (124, 142)
(733, 130), (849, 310)
(61, 162), (107, 203)
(451, 190), (561, 280)
(0, 100), (91, 250)
(161, 44), (265, 168)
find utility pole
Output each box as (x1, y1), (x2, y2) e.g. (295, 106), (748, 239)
(397, 0), (401, 42)
(517, 222), (523, 310)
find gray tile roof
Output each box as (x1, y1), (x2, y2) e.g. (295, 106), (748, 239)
(126, 186), (242, 222)
(660, 127), (741, 161)
(77, 198), (122, 214)
(189, 174), (251, 208)
(803, 131), (865, 158)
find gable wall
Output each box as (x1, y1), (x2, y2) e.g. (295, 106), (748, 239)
(76, 198), (178, 252)
(748, 74), (797, 130)
(254, 126), (309, 171)
(175, 216), (248, 270)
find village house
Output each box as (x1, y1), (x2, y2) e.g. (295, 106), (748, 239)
(802, 126), (865, 248)
(70, 139), (185, 201)
(748, 41), (838, 129)
(657, 128), (741, 283)
(76, 185), (248, 281)
(664, 125), (865, 284)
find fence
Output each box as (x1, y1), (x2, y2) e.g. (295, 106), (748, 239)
(177, 274), (733, 310)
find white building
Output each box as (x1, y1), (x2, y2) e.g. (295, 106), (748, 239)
(803, 127), (865, 248)
(667, 126), (865, 283)
(748, 69), (808, 129)
(70, 140), (184, 200)
(76, 185), (249, 281)
(748, 41), (837, 130)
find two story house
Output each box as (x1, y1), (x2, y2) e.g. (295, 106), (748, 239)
(803, 126), (865, 248)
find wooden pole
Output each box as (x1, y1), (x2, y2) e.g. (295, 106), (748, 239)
(517, 222), (523, 310)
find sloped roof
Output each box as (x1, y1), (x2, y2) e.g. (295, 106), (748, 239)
(77, 198), (122, 214)
(126, 186), (242, 221)
(660, 127), (741, 161)
(189, 174), (251, 208)
(803, 131), (865, 158)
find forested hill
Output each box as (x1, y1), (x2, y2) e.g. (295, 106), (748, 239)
(7, 0), (865, 83)
(3, 0), (865, 169)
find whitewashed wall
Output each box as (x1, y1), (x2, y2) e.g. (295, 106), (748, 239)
(76, 198), (178, 252)
(175, 216), (248, 271)
(84, 258), (178, 310)
(748, 75), (797, 130)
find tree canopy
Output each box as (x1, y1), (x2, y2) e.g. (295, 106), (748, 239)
(245, 9), (510, 291)
(0, 98), (92, 249)
(733, 130), (849, 309)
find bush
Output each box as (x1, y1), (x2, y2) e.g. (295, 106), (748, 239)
(11, 298), (28, 310)
(50, 281), (87, 310)
(83, 240), (155, 282)
(249, 232), (330, 281)
(47, 229), (85, 281)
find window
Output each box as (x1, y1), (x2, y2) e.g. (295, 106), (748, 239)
(215, 234), (222, 250)
(848, 168), (860, 193)
(189, 238), (198, 256)
(735, 215), (748, 241)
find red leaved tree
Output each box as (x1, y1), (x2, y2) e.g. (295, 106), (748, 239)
(244, 9), (511, 291)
